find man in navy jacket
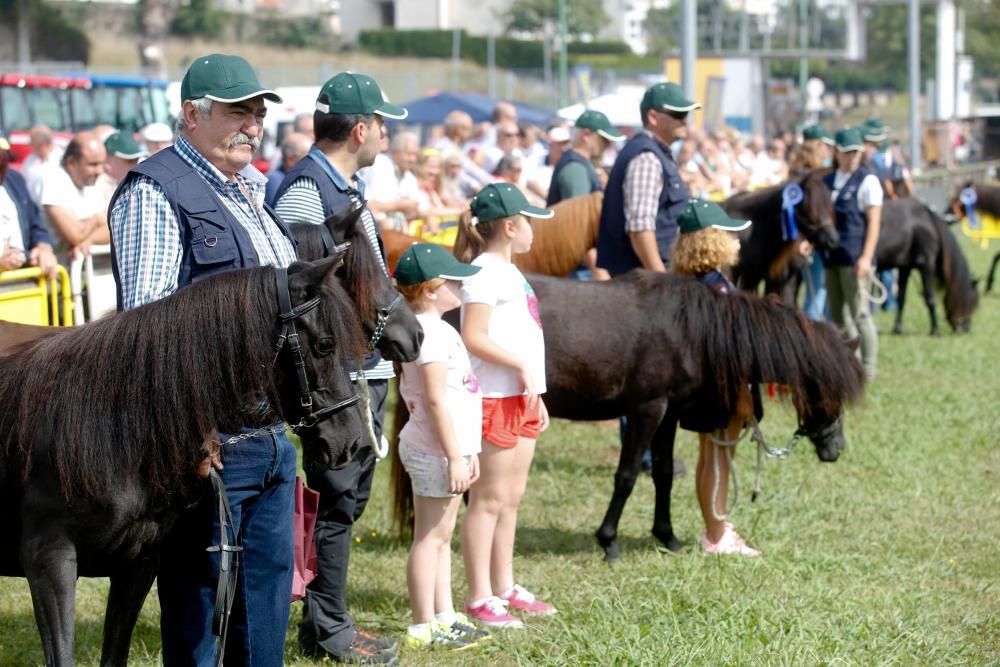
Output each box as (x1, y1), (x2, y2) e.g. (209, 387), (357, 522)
(0, 136), (57, 277)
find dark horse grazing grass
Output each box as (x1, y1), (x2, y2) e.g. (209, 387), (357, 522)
(723, 170), (838, 305)
(950, 181), (1000, 292)
(528, 272), (865, 561)
(877, 197), (979, 335)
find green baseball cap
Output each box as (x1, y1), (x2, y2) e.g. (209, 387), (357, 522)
(862, 118), (888, 143)
(315, 72), (407, 120)
(803, 124), (835, 146)
(640, 82), (701, 115)
(470, 183), (553, 223)
(678, 200), (752, 235)
(180, 54), (281, 104)
(394, 243), (481, 285)
(575, 110), (624, 141)
(835, 127), (864, 152)
(104, 131), (147, 160)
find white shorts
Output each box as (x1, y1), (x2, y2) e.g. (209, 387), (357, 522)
(399, 441), (472, 498)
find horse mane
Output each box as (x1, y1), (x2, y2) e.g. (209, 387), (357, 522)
(513, 191), (603, 276)
(643, 272), (864, 418)
(0, 265), (364, 502)
(923, 203), (979, 322)
(290, 207), (384, 322)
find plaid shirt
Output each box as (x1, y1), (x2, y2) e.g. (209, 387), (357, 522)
(110, 135), (297, 311)
(622, 130), (666, 233)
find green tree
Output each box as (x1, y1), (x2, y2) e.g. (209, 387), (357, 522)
(501, 0), (608, 39)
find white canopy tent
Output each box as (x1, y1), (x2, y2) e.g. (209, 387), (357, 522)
(557, 86), (647, 130)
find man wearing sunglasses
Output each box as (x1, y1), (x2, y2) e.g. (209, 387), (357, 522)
(596, 82), (700, 276)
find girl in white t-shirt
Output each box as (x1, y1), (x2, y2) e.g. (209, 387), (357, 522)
(453, 183), (556, 628)
(393, 243), (490, 651)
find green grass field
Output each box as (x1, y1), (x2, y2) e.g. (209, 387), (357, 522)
(2, 239), (998, 666)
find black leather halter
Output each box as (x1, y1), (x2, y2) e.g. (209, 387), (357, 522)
(273, 265), (360, 426)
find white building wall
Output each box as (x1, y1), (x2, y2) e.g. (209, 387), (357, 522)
(337, 0), (389, 40)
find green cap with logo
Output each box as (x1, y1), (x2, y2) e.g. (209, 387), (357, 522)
(470, 183), (553, 223)
(678, 200), (752, 235)
(802, 124), (835, 146)
(862, 118), (888, 143)
(104, 131), (147, 160)
(640, 82), (701, 115)
(575, 110), (624, 141)
(395, 243), (481, 285)
(180, 54), (282, 104)
(834, 127), (865, 152)
(316, 72), (407, 120)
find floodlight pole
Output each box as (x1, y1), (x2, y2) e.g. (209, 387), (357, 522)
(798, 0), (809, 129)
(907, 0), (921, 170)
(558, 0), (568, 108)
(681, 0), (697, 99)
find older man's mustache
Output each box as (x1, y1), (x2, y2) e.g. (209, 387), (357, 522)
(230, 133), (261, 150)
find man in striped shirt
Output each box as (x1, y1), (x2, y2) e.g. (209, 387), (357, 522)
(108, 54), (298, 666)
(273, 72), (405, 665)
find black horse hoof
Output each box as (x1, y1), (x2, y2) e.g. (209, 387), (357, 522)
(602, 541), (622, 564)
(651, 528), (682, 553)
(892, 324), (903, 335)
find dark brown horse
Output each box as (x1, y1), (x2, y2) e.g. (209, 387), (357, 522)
(950, 181), (1000, 292)
(878, 197), (979, 335)
(723, 170), (838, 305)
(530, 272), (864, 561)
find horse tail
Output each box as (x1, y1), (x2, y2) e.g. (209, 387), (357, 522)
(924, 203), (978, 323)
(696, 284), (864, 418)
(389, 374), (414, 538)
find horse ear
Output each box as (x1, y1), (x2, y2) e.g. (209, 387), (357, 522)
(844, 336), (861, 353)
(287, 251), (347, 293)
(322, 201), (363, 242)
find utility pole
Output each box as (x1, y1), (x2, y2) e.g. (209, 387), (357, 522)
(680, 0), (697, 99)
(558, 0), (568, 107)
(907, 0), (921, 170)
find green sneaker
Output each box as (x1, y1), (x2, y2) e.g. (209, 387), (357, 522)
(430, 621), (479, 651)
(448, 613), (492, 644)
(404, 624), (434, 649)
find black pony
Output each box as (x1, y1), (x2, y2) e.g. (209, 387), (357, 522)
(0, 254), (367, 666)
(529, 272), (864, 561)
(724, 170), (838, 305)
(877, 197), (979, 335)
(950, 181), (1000, 292)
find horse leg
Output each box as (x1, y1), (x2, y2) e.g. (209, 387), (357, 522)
(892, 267), (911, 335)
(595, 399), (669, 563)
(99, 557), (158, 667)
(918, 264), (940, 335)
(987, 251), (1000, 292)
(22, 531), (78, 667)
(649, 410), (682, 553)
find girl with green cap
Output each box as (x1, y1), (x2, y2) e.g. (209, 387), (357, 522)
(453, 183), (558, 627)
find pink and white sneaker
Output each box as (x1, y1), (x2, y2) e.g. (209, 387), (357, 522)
(501, 584), (558, 616)
(701, 525), (761, 557)
(465, 596), (524, 629)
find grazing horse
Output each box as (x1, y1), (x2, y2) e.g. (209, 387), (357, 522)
(529, 272), (864, 561)
(877, 197), (979, 335)
(950, 181), (1000, 292)
(723, 170), (839, 305)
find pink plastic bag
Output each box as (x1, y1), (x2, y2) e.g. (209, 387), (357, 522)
(291, 476), (319, 602)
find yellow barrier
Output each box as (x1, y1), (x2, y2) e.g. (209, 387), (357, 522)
(406, 218), (460, 247)
(0, 265), (73, 326)
(960, 211), (1000, 249)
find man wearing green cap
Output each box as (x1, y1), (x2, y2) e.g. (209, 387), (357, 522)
(546, 109), (622, 207)
(802, 124), (834, 167)
(108, 53), (299, 666)
(96, 131), (148, 202)
(819, 127), (882, 381)
(597, 82), (700, 276)
(273, 71), (406, 664)
(0, 136), (58, 277)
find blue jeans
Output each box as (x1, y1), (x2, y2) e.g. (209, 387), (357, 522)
(802, 253), (829, 321)
(159, 426), (297, 667)
(876, 268), (898, 312)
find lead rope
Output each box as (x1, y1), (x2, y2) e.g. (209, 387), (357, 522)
(865, 269), (889, 308)
(356, 366), (388, 461)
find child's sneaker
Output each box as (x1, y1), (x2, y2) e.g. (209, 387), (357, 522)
(501, 584), (558, 616)
(430, 622), (480, 651)
(448, 613), (492, 644)
(404, 623), (434, 649)
(464, 596), (524, 628)
(701, 526), (761, 557)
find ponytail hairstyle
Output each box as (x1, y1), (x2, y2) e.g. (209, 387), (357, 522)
(453, 209), (507, 263)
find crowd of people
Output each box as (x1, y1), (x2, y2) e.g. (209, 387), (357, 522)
(0, 50), (916, 665)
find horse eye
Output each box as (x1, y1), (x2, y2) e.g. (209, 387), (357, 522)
(315, 337), (336, 355)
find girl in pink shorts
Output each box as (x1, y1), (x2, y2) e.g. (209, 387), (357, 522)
(453, 183), (557, 628)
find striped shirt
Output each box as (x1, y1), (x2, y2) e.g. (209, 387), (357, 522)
(622, 130), (666, 234)
(274, 168), (394, 380)
(110, 135), (297, 310)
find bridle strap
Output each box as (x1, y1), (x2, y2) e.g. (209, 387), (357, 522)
(368, 291), (404, 351)
(274, 267), (321, 414)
